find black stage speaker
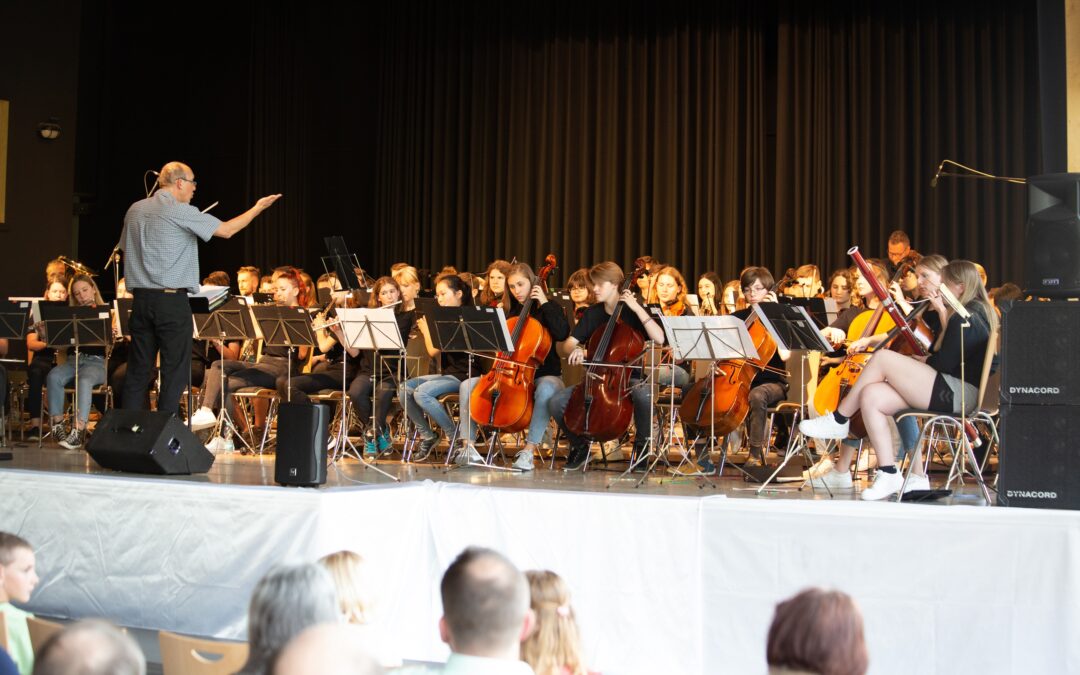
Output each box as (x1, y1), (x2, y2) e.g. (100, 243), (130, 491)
(999, 404), (1080, 510)
(275, 402), (329, 487)
(86, 410), (214, 475)
(1000, 301), (1080, 406)
(1025, 173), (1080, 297)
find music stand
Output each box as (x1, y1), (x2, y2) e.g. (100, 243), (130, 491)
(427, 305), (517, 470)
(0, 300), (30, 340)
(749, 303), (833, 493)
(334, 307), (400, 481)
(623, 315), (759, 485)
(251, 305), (316, 399)
(193, 297), (258, 451)
(321, 235), (365, 291)
(780, 296), (838, 328)
(39, 304), (111, 440)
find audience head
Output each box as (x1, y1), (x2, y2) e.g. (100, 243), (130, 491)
(522, 570), (587, 675)
(33, 619), (145, 675)
(439, 547), (533, 659)
(242, 563), (340, 675)
(271, 624), (382, 675)
(767, 588), (867, 675)
(0, 532), (38, 604)
(318, 550), (372, 625)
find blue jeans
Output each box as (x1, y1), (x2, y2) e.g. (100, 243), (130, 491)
(400, 374), (461, 439)
(458, 374), (566, 444)
(47, 354), (107, 425)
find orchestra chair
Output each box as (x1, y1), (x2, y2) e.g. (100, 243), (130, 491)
(158, 630), (249, 675)
(26, 616), (63, 654)
(309, 389), (363, 449)
(230, 387), (281, 454)
(895, 320), (1000, 503)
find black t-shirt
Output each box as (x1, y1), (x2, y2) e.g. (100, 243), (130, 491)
(733, 306), (786, 388)
(927, 304), (993, 387)
(356, 309), (417, 376)
(506, 297), (572, 378)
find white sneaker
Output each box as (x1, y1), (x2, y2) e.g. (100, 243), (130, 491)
(860, 469), (906, 501)
(903, 473), (931, 493)
(513, 450), (535, 471)
(799, 412), (850, 440)
(455, 444), (484, 466)
(811, 468), (853, 490)
(802, 456), (835, 480)
(205, 436), (228, 454)
(190, 407), (217, 431)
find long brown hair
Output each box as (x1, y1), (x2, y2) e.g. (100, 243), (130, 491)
(479, 259), (512, 310)
(767, 588), (868, 675)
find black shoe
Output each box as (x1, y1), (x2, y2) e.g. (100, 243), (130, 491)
(25, 426), (41, 441)
(629, 444), (649, 472)
(412, 434), (441, 462)
(564, 444), (589, 471)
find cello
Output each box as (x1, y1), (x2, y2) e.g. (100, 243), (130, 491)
(678, 300), (782, 437)
(469, 255), (558, 433)
(563, 259), (649, 442)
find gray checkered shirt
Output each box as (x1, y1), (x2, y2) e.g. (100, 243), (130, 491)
(121, 190), (222, 293)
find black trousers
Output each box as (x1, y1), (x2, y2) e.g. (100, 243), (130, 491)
(124, 290), (192, 415)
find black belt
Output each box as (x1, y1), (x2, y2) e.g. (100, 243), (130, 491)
(131, 287), (185, 294)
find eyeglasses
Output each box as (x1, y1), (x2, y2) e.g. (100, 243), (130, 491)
(178, 177), (197, 186)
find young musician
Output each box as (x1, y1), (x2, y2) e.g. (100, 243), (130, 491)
(25, 281), (68, 440)
(548, 262), (667, 470)
(565, 269), (595, 322)
(189, 267), (311, 429)
(781, 264), (824, 298)
(391, 266), (421, 312)
(696, 272), (724, 316)
(723, 267), (790, 468)
(399, 274), (476, 462)
(348, 277), (416, 454)
(720, 279), (745, 315)
(800, 260), (995, 500)
(43, 275), (108, 449)
(237, 266), (261, 296)
(826, 269), (853, 312)
(456, 263), (571, 471)
(478, 260), (511, 310)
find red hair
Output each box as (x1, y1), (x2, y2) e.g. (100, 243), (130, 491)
(276, 266), (312, 307)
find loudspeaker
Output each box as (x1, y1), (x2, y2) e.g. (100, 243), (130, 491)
(999, 404), (1080, 510)
(274, 402), (329, 486)
(1025, 173), (1080, 297)
(1000, 301), (1080, 406)
(86, 410), (214, 475)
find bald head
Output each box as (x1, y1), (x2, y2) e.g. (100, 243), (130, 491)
(156, 161), (197, 204)
(272, 623), (382, 675)
(33, 620), (145, 675)
(439, 547), (531, 658)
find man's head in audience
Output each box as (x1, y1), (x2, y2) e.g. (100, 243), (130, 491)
(33, 619), (145, 675)
(439, 547), (534, 660)
(272, 623), (382, 675)
(0, 532), (38, 604)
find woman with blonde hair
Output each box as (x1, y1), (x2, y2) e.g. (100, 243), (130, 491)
(522, 570), (591, 675)
(318, 550), (371, 624)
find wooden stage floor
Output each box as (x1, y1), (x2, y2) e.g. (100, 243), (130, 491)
(0, 435), (993, 504)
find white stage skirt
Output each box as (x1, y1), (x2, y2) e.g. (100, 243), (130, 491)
(1, 468), (1078, 674)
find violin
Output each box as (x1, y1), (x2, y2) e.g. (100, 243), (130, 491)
(563, 259), (649, 442)
(469, 255), (558, 432)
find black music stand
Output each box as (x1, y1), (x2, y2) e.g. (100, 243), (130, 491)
(251, 305), (316, 399)
(193, 297), (258, 451)
(0, 300), (29, 341)
(333, 306), (400, 481)
(642, 314), (760, 484)
(427, 305), (517, 470)
(321, 235), (365, 291)
(40, 304), (111, 441)
(749, 303), (833, 493)
(780, 296), (838, 328)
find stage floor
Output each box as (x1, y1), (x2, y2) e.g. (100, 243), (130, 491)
(2, 441), (1078, 674)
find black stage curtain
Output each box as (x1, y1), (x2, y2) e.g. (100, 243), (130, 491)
(372, 0), (1041, 286)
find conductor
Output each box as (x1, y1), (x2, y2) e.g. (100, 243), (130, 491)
(119, 161), (281, 416)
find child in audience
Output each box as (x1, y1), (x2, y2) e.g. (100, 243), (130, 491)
(767, 587), (867, 675)
(0, 533), (39, 675)
(317, 551), (401, 668)
(522, 570), (591, 675)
